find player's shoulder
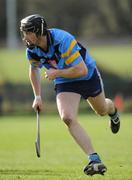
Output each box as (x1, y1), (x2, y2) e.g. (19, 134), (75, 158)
(49, 28), (74, 44)
(49, 28), (72, 37)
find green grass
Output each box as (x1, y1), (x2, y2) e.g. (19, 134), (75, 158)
(0, 44), (131, 84)
(0, 49), (29, 84)
(89, 45), (132, 78)
(0, 113), (132, 179)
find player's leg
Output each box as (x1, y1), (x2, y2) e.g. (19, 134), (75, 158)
(83, 91), (120, 175)
(81, 91), (111, 176)
(56, 92), (95, 155)
(87, 90), (120, 134)
(88, 90), (114, 115)
(56, 92), (107, 176)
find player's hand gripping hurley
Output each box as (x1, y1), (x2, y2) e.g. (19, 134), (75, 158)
(35, 108), (40, 158)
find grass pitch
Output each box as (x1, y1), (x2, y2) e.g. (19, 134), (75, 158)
(0, 113), (132, 179)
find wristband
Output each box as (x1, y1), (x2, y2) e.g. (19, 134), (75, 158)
(35, 95), (41, 100)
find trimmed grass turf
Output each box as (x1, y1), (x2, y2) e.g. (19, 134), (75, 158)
(0, 113), (132, 179)
(89, 45), (132, 78)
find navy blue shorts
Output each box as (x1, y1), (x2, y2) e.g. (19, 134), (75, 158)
(55, 68), (103, 99)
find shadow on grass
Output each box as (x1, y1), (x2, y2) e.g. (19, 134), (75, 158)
(0, 169), (63, 176)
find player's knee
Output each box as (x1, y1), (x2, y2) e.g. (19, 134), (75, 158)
(61, 115), (73, 127)
(96, 107), (108, 116)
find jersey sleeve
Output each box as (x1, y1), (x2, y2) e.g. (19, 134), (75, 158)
(59, 33), (83, 66)
(26, 49), (43, 68)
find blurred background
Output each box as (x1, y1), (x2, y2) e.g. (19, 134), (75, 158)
(0, 0), (132, 115)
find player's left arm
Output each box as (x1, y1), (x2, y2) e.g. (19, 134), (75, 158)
(45, 35), (88, 80)
(45, 60), (87, 80)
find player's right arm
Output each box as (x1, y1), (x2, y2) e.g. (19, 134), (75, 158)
(29, 64), (43, 111)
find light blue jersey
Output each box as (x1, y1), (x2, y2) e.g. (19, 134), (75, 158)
(26, 28), (96, 84)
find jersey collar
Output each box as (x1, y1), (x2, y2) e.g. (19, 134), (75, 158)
(37, 30), (53, 53)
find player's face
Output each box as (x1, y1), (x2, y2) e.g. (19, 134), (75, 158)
(22, 31), (39, 46)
